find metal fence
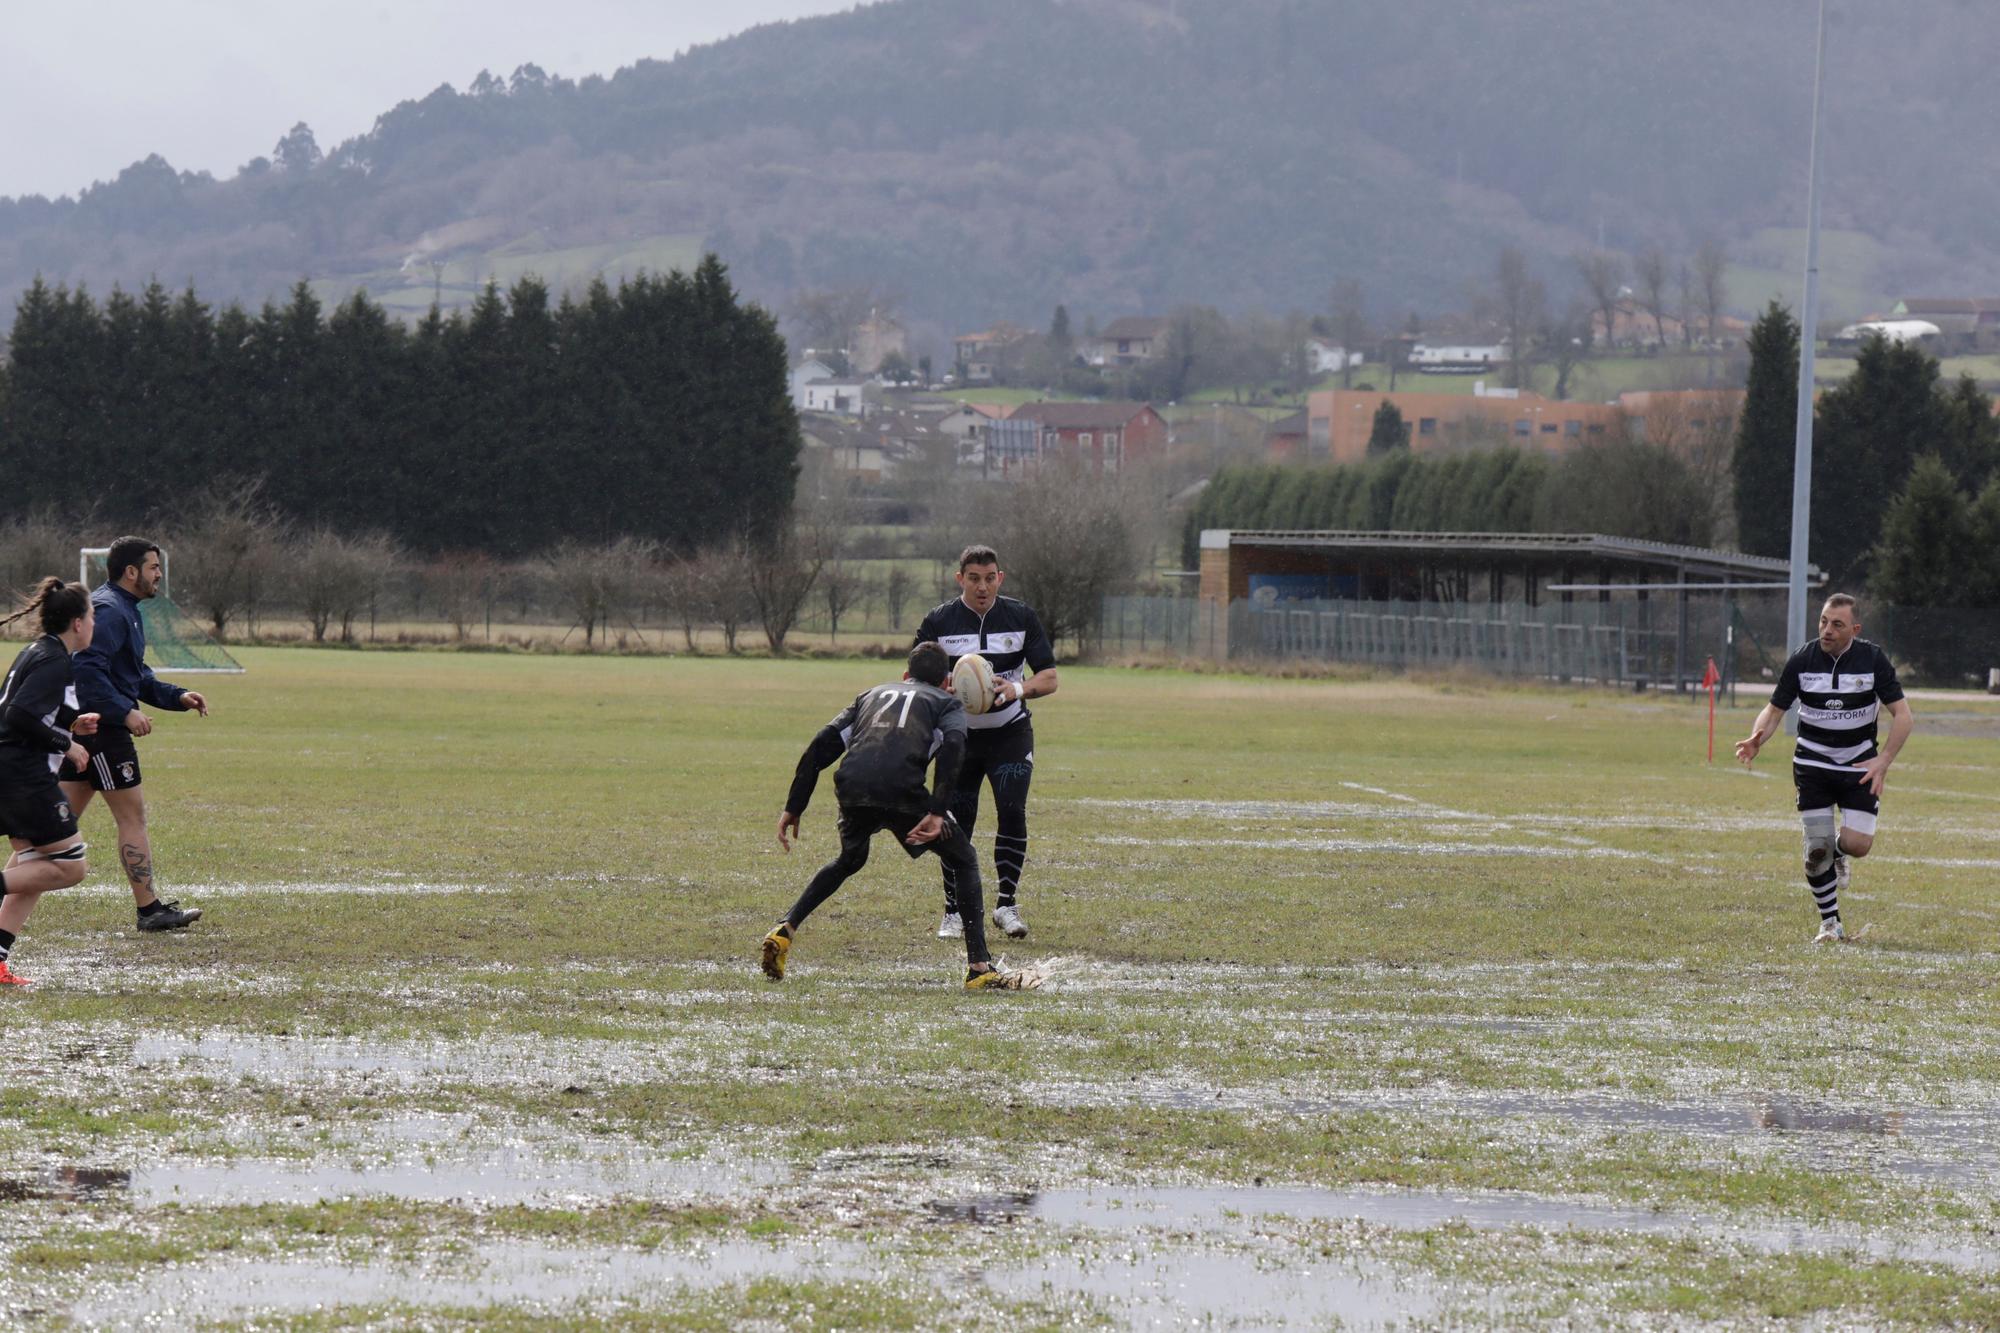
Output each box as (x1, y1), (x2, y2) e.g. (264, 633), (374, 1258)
(1096, 593), (1808, 692)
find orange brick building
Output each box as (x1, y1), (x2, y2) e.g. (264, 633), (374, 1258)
(1302, 389), (1628, 465)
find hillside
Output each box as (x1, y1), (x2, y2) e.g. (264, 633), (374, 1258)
(2, 0), (1995, 348)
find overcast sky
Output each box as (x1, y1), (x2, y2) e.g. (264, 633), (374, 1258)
(2, 1), (858, 200)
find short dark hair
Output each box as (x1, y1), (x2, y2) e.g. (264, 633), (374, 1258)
(1824, 592), (1858, 614)
(908, 641), (949, 686)
(106, 535), (161, 585)
(958, 544), (999, 572)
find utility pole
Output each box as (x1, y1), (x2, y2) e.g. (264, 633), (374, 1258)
(1786, 0), (1829, 660)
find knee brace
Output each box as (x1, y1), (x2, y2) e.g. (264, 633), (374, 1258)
(1801, 809), (1837, 877)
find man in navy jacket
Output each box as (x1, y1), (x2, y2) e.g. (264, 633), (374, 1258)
(61, 536), (210, 932)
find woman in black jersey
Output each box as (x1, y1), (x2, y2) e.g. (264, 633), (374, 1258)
(0, 579), (100, 986)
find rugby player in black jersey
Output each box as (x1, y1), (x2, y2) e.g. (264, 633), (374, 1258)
(1736, 594), (1915, 943)
(767, 641), (1030, 990)
(0, 580), (101, 986)
(914, 545), (1058, 942)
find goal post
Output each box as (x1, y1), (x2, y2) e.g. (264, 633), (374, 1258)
(80, 548), (245, 674)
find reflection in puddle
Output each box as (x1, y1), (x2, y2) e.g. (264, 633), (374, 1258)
(70, 1239), (869, 1325)
(1758, 1103), (1905, 1136)
(129, 1144), (781, 1207)
(1031, 1185), (2000, 1269)
(927, 1191), (1035, 1225)
(0, 1167), (131, 1202)
(989, 1247), (1442, 1329)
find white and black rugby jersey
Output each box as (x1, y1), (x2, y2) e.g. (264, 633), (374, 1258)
(913, 595), (1056, 730)
(0, 634), (83, 781)
(1769, 638), (1905, 772)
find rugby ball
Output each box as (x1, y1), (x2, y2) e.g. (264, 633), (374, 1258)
(951, 654), (996, 715)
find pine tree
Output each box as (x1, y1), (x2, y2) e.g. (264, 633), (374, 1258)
(1366, 400), (1407, 456)
(1731, 301), (1799, 558)
(1872, 455), (1969, 608)
(1811, 334), (1945, 588)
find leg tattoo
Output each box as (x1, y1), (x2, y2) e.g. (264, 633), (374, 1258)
(121, 842), (156, 904)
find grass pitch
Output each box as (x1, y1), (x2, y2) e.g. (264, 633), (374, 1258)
(4, 649), (2000, 1327)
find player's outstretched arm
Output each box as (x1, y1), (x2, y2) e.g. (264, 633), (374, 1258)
(1735, 703), (1786, 765)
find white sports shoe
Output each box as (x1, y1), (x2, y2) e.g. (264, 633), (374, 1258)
(993, 904), (1028, 939)
(1833, 853), (1851, 894)
(1813, 919), (1846, 945)
(936, 912), (964, 940)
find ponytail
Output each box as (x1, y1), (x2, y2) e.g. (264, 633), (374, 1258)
(1, 578), (91, 637)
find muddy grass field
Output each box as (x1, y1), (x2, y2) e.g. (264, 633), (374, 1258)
(4, 649), (1999, 1329)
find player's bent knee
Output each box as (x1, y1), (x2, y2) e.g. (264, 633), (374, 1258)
(1841, 831), (1875, 857)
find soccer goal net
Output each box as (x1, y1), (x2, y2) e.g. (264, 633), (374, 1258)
(80, 548), (245, 674)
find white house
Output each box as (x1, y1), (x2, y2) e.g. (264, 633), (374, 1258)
(799, 378), (876, 417)
(1408, 342), (1507, 373)
(788, 357), (838, 409)
(1307, 337), (1364, 375)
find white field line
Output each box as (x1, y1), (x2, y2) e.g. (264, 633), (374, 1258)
(1092, 834), (1655, 861)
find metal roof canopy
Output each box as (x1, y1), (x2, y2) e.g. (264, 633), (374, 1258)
(1201, 529), (1816, 584)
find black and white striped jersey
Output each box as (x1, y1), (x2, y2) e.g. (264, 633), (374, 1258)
(1769, 638), (1905, 772)
(914, 596), (1056, 731)
(0, 634), (82, 781)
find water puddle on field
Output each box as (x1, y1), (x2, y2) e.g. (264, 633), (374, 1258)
(130, 1031), (696, 1088)
(68, 1238), (870, 1326)
(8, 1143), (781, 1208)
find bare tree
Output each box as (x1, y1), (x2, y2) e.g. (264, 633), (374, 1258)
(1634, 246), (1670, 348)
(0, 508), (86, 616)
(1494, 248), (1546, 390)
(292, 529), (348, 642)
(1694, 238), (1730, 344)
(984, 460), (1146, 657)
(171, 479), (288, 640)
(883, 566), (914, 632)
(748, 537), (824, 654)
(1328, 279), (1367, 389)
(689, 544), (757, 653)
(658, 555), (711, 651)
(544, 537), (654, 648)
(1541, 304), (1594, 402)
(1575, 250), (1625, 353)
(821, 562), (866, 642)
(337, 533), (403, 643)
(426, 551), (497, 642)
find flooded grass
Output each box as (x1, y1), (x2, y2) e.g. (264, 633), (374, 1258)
(5, 649), (2000, 1325)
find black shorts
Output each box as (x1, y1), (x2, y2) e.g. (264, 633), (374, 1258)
(836, 805), (970, 863)
(0, 774), (81, 847)
(1794, 763), (1880, 832)
(60, 727), (142, 792)
(964, 718), (1034, 771)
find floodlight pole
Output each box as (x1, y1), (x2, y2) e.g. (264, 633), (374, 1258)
(1786, 0), (1829, 655)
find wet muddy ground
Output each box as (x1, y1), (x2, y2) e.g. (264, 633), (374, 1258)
(7, 659), (2000, 1327)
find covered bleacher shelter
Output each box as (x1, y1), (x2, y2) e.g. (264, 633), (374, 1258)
(1190, 530), (1821, 690)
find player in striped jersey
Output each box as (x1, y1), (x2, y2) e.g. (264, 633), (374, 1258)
(914, 545), (1059, 942)
(1735, 594), (1914, 943)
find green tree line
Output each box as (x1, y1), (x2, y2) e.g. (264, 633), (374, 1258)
(1731, 306), (2000, 591)
(1180, 439), (1716, 567)
(0, 256), (798, 555)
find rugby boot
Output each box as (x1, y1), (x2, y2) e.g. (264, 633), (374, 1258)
(965, 963), (1031, 991)
(760, 923), (793, 981)
(992, 904), (1028, 939)
(935, 911), (964, 940)
(0, 961), (29, 986)
(1812, 918), (1846, 945)
(137, 900), (202, 932)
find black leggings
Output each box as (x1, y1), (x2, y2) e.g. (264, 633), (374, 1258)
(940, 721), (1034, 911)
(788, 805), (991, 964)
